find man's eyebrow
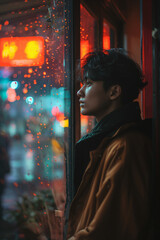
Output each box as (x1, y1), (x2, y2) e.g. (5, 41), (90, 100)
(84, 76), (88, 81)
(81, 76), (88, 83)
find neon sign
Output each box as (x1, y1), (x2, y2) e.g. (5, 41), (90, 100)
(0, 37), (44, 67)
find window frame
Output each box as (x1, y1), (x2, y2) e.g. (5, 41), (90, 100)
(66, 0), (126, 206)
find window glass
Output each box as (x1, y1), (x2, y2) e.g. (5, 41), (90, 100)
(103, 19), (116, 49)
(80, 4), (96, 137)
(110, 27), (116, 48)
(103, 20), (110, 50)
(0, 0), (68, 239)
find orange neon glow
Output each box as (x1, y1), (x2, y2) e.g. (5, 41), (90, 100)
(80, 40), (89, 59)
(60, 119), (69, 128)
(81, 115), (88, 126)
(103, 21), (110, 50)
(23, 88), (28, 94)
(28, 68), (33, 74)
(16, 96), (20, 100)
(103, 36), (110, 50)
(0, 37), (44, 67)
(4, 21), (9, 26)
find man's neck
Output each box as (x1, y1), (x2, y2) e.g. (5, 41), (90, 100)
(95, 102), (123, 122)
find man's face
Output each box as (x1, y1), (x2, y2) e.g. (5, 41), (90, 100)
(77, 78), (111, 121)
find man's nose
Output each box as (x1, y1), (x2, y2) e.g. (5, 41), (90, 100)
(77, 85), (85, 97)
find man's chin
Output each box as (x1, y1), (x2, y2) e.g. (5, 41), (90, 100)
(81, 109), (88, 115)
(81, 110), (91, 116)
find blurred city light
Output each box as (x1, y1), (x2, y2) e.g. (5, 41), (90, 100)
(0, 36), (44, 67)
(7, 88), (17, 102)
(26, 96), (34, 104)
(10, 81), (18, 89)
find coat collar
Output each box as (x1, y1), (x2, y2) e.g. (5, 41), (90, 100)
(77, 101), (141, 145)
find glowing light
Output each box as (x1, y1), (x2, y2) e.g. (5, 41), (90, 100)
(26, 96), (34, 104)
(2, 41), (18, 59)
(81, 115), (88, 126)
(103, 21), (110, 50)
(23, 88), (28, 94)
(56, 112), (64, 122)
(51, 106), (65, 122)
(28, 68), (33, 73)
(7, 88), (16, 102)
(10, 81), (18, 89)
(4, 21), (9, 26)
(103, 36), (110, 50)
(0, 37), (44, 67)
(51, 106), (60, 116)
(80, 40), (89, 58)
(16, 96), (20, 100)
(60, 119), (69, 127)
(25, 41), (40, 59)
(51, 138), (64, 154)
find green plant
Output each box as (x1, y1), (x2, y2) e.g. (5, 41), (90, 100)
(9, 189), (57, 239)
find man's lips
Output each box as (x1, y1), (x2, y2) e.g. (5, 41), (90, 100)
(79, 99), (85, 103)
(79, 100), (85, 107)
(80, 103), (85, 107)
(79, 100), (85, 106)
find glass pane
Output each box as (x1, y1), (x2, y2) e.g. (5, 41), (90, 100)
(103, 20), (110, 50)
(0, 1), (69, 239)
(110, 27), (115, 48)
(80, 4), (96, 137)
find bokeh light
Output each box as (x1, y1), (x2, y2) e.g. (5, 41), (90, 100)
(26, 96), (34, 104)
(10, 81), (18, 89)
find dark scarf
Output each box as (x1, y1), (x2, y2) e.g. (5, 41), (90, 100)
(74, 101), (142, 194)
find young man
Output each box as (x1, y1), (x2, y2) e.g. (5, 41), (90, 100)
(67, 49), (152, 240)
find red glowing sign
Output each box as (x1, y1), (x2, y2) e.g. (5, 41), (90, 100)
(0, 37), (44, 67)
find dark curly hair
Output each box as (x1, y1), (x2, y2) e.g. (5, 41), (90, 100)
(81, 49), (147, 103)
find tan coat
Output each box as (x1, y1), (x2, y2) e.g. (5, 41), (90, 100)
(67, 122), (152, 240)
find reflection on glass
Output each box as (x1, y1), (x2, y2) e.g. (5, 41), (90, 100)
(0, 0), (68, 239)
(80, 4), (96, 137)
(103, 20), (110, 50)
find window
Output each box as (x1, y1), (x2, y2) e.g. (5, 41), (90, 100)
(103, 19), (116, 50)
(80, 4), (96, 136)
(0, 1), (122, 239)
(103, 20), (110, 49)
(0, 0), (69, 239)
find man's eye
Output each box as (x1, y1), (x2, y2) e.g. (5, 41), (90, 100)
(86, 81), (92, 85)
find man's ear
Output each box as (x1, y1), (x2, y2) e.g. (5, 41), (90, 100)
(109, 85), (122, 100)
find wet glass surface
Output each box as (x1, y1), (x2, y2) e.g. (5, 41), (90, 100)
(0, 0), (68, 239)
